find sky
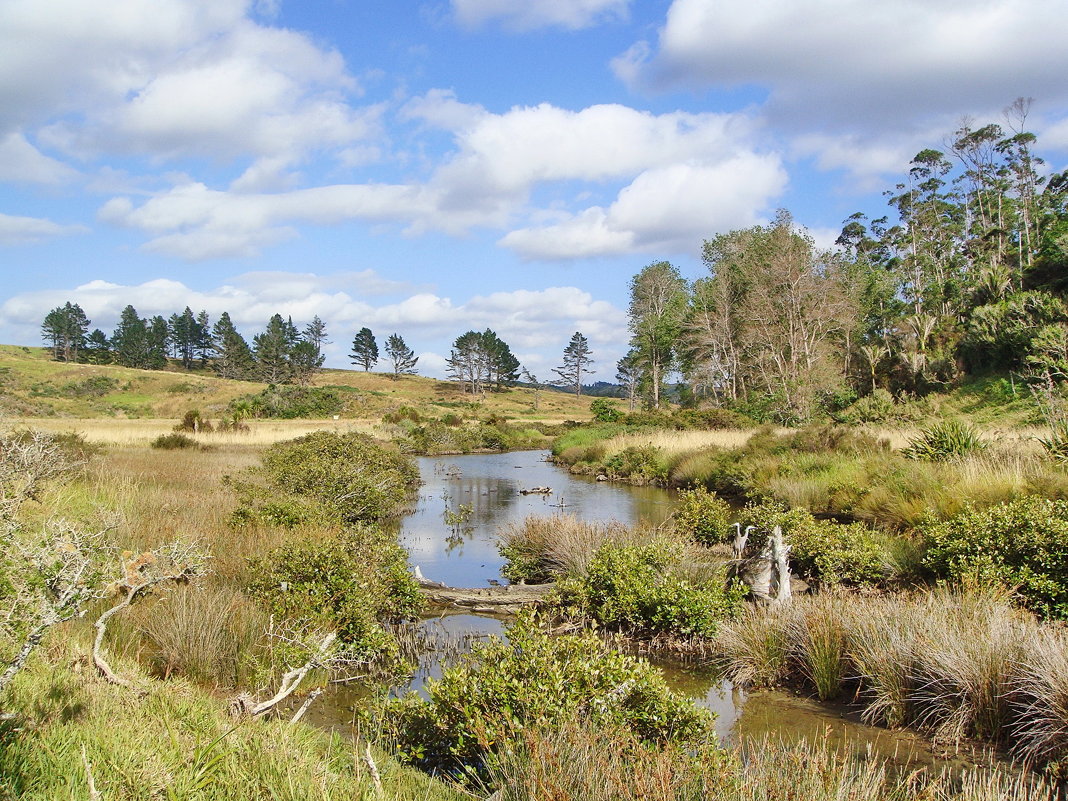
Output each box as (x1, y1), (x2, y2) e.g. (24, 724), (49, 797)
(2, 0), (1068, 382)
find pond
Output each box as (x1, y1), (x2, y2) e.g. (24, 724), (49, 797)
(310, 449), (1009, 776)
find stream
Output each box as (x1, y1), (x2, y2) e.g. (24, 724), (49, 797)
(307, 449), (1006, 775)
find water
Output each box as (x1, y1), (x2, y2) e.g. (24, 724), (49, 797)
(313, 449), (1010, 776)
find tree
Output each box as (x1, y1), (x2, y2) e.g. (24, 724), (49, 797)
(350, 328), (379, 372)
(85, 329), (112, 364)
(303, 315), (330, 358)
(254, 314), (297, 384)
(41, 302), (90, 362)
(290, 340), (325, 386)
(384, 334), (418, 380)
(146, 315), (170, 369)
(628, 262), (688, 409)
(553, 332), (594, 395)
(110, 305), (151, 368)
(616, 351), (642, 411)
(446, 330), (518, 395)
(211, 312), (255, 380)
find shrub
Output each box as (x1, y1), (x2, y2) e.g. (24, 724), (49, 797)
(229, 431), (419, 525)
(151, 432), (200, 450)
(174, 409), (213, 433)
(836, 388), (896, 423)
(227, 385), (348, 419)
(742, 502), (890, 586)
(383, 406), (422, 424)
(603, 445), (666, 483)
(922, 497), (1068, 619)
(498, 515), (642, 583)
(247, 525), (423, 653)
(671, 486), (734, 546)
(381, 614), (715, 778)
(564, 542), (744, 638)
(590, 398), (623, 423)
(902, 420), (987, 461)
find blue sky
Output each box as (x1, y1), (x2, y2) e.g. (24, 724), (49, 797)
(2, 0), (1067, 381)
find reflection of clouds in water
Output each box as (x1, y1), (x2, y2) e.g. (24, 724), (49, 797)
(400, 449), (676, 588)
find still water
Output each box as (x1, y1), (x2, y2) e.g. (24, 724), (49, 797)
(313, 449), (1007, 774)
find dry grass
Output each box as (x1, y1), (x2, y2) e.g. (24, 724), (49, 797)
(599, 429), (760, 458)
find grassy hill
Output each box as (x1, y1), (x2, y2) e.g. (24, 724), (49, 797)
(0, 344), (598, 423)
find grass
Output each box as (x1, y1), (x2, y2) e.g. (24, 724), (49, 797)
(715, 585), (1068, 771)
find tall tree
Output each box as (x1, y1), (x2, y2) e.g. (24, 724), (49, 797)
(553, 332), (594, 395)
(110, 305), (150, 369)
(349, 328), (379, 371)
(384, 333), (418, 380)
(41, 302), (90, 362)
(446, 330), (518, 394)
(628, 262), (688, 409)
(615, 351), (642, 411)
(303, 316), (330, 358)
(194, 310), (212, 367)
(146, 315), (170, 369)
(254, 314), (295, 384)
(290, 340), (325, 386)
(85, 329), (112, 364)
(211, 312), (255, 380)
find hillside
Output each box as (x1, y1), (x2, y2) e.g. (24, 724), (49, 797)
(0, 344), (597, 423)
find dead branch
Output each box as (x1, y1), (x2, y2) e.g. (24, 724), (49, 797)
(230, 631), (337, 719)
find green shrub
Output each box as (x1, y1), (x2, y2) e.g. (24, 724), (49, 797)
(590, 398), (624, 422)
(383, 406), (422, 424)
(227, 385), (348, 419)
(741, 502), (890, 586)
(671, 486), (734, 545)
(836, 388), (896, 423)
(1038, 422), (1068, 463)
(247, 525), (423, 652)
(174, 409), (213, 433)
(902, 420), (987, 461)
(603, 445), (667, 483)
(564, 542), (744, 638)
(922, 497), (1068, 619)
(229, 431), (418, 525)
(151, 432), (200, 450)
(381, 614), (715, 778)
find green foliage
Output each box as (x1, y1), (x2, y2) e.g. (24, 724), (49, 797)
(902, 420), (987, 461)
(671, 486), (733, 546)
(399, 420), (547, 455)
(563, 542), (744, 638)
(151, 432), (200, 450)
(603, 445), (667, 483)
(174, 409), (214, 433)
(1038, 422), (1068, 462)
(742, 502), (890, 586)
(230, 431), (419, 525)
(589, 397), (623, 422)
(226, 385), (348, 419)
(381, 614), (715, 778)
(29, 375), (119, 399)
(247, 525), (422, 652)
(922, 497), (1068, 619)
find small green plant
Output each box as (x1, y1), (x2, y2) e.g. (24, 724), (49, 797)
(1038, 422), (1068, 462)
(671, 486), (733, 545)
(902, 420), (987, 461)
(380, 613), (715, 778)
(151, 432), (200, 450)
(590, 398), (623, 423)
(564, 542), (744, 638)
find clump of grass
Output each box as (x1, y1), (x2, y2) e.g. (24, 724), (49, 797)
(498, 514), (647, 583)
(902, 420), (987, 461)
(151, 432), (200, 450)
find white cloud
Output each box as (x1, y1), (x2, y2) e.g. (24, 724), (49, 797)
(452, 0), (630, 31)
(617, 0), (1068, 134)
(0, 133), (79, 184)
(0, 212), (88, 244)
(501, 153), (787, 259)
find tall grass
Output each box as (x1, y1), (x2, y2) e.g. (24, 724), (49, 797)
(716, 586), (1068, 769)
(483, 722), (1057, 801)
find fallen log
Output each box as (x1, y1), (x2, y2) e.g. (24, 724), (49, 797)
(414, 572), (554, 612)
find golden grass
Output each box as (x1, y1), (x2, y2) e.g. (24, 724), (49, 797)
(12, 416), (382, 444)
(599, 428), (760, 458)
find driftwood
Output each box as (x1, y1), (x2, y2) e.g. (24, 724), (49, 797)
(230, 632), (337, 719)
(729, 523), (805, 603)
(414, 570), (553, 613)
(519, 486), (552, 495)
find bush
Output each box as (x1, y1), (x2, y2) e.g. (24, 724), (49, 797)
(381, 614), (715, 778)
(590, 398), (624, 422)
(922, 497), (1068, 619)
(902, 420), (987, 461)
(151, 432), (200, 450)
(174, 409), (213, 433)
(564, 542), (744, 638)
(229, 431), (418, 525)
(227, 385), (348, 419)
(836, 388), (896, 423)
(603, 445), (666, 483)
(671, 486), (734, 546)
(741, 502), (890, 586)
(247, 524), (423, 653)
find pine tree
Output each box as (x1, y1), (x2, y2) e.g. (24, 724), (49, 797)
(349, 328), (379, 371)
(553, 331), (593, 395)
(384, 334), (418, 380)
(303, 315), (330, 358)
(211, 312), (255, 380)
(254, 314), (295, 384)
(290, 340), (325, 386)
(41, 302), (90, 362)
(110, 305), (150, 368)
(85, 329), (112, 364)
(146, 315), (170, 369)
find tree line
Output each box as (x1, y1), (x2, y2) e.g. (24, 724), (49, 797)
(40, 304), (598, 393)
(621, 98), (1068, 421)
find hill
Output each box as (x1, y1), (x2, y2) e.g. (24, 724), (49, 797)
(0, 344), (599, 423)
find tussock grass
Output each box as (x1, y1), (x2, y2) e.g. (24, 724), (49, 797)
(716, 586), (1068, 770)
(483, 722), (1056, 801)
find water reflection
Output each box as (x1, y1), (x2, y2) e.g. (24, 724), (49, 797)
(398, 449), (675, 588)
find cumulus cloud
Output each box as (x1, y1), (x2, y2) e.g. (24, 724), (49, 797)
(614, 0), (1068, 190)
(0, 212), (88, 245)
(452, 0), (630, 31)
(0, 277), (627, 378)
(501, 153), (787, 259)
